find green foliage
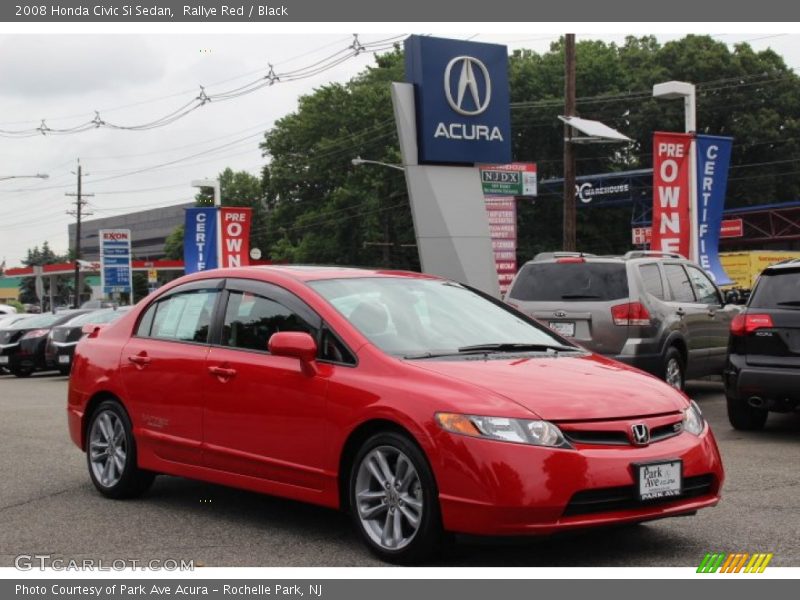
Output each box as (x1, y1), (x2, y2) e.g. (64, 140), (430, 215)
(218, 36), (800, 267)
(164, 224), (185, 260)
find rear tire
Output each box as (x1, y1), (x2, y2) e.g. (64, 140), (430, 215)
(727, 394), (768, 431)
(58, 367), (70, 376)
(662, 347), (685, 391)
(348, 431), (443, 564)
(86, 400), (155, 499)
(11, 366), (33, 378)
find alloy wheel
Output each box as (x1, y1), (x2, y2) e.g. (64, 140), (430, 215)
(354, 446), (424, 551)
(88, 410), (128, 488)
(665, 357), (683, 389)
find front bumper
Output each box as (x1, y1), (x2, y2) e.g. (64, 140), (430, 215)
(432, 425), (723, 536)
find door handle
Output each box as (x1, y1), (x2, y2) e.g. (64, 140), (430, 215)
(208, 365), (237, 380)
(127, 353), (151, 368)
(676, 308), (686, 318)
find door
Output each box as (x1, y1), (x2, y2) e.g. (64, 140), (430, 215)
(663, 263), (709, 377)
(685, 265), (735, 374)
(119, 281), (221, 466)
(202, 280), (330, 491)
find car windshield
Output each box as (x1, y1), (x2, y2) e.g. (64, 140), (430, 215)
(750, 269), (800, 309)
(508, 262), (629, 302)
(66, 308), (128, 326)
(8, 312), (63, 329)
(309, 277), (574, 358)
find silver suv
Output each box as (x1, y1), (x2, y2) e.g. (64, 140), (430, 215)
(505, 251), (740, 389)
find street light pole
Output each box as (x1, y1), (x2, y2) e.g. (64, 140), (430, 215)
(562, 33), (577, 252)
(653, 81), (698, 262)
(351, 157), (406, 172)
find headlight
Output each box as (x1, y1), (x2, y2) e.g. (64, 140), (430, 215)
(682, 400), (705, 436)
(436, 413), (571, 448)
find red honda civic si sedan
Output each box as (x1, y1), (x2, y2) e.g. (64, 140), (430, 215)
(68, 266), (724, 563)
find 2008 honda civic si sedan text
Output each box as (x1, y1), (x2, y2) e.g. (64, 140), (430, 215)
(67, 266), (724, 563)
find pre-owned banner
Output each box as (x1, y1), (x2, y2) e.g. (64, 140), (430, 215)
(651, 132), (693, 258)
(183, 207), (218, 274)
(695, 135), (734, 285)
(219, 206), (253, 268)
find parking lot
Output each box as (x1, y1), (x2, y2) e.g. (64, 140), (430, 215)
(1, 371), (798, 567)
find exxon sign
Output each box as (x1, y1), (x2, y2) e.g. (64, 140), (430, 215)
(405, 35), (511, 165)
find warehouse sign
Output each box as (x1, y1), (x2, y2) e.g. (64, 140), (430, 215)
(480, 163), (537, 196)
(99, 229), (132, 295)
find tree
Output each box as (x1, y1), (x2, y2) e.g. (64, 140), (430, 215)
(260, 36), (800, 263)
(164, 224), (185, 260)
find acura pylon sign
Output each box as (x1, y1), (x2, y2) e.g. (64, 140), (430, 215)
(405, 35), (511, 165)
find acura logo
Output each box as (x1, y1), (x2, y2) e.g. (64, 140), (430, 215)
(444, 56), (492, 116)
(631, 423), (650, 446)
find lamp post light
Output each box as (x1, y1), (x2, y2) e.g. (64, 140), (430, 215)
(653, 80), (699, 262)
(0, 173), (49, 182)
(191, 178), (221, 206)
(351, 156), (406, 172)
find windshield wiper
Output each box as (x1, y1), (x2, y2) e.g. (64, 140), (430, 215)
(456, 342), (577, 353)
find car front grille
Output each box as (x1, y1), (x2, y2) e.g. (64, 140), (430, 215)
(562, 474), (715, 517)
(563, 421), (683, 447)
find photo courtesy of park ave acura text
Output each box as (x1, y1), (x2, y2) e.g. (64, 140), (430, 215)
(1, 20), (799, 575)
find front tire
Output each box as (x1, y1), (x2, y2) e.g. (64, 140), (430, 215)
(349, 431), (442, 564)
(86, 400), (155, 499)
(727, 394), (768, 431)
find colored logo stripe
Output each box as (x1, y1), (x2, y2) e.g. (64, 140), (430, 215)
(697, 552), (773, 573)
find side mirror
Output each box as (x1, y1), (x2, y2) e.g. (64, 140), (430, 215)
(268, 332), (318, 373)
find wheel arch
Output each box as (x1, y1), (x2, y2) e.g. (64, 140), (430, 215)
(81, 390), (128, 450)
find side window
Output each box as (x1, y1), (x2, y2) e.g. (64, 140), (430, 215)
(638, 264), (665, 300)
(145, 290), (218, 343)
(222, 291), (317, 352)
(664, 264), (696, 303)
(687, 266), (721, 305)
(319, 327), (356, 365)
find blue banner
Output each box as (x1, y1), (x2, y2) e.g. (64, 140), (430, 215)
(695, 135), (734, 285)
(184, 207), (218, 274)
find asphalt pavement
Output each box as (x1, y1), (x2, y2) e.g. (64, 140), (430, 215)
(1, 372), (798, 567)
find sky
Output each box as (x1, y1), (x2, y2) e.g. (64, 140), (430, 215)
(1, 31), (800, 267)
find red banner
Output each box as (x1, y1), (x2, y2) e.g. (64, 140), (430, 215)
(219, 207), (253, 268)
(652, 132), (692, 258)
(485, 197), (517, 295)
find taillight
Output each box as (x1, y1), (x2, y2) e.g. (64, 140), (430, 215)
(611, 302), (651, 326)
(22, 329), (49, 339)
(730, 313), (773, 336)
(556, 257), (585, 263)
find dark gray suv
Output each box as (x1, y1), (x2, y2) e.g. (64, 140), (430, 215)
(505, 251), (740, 389)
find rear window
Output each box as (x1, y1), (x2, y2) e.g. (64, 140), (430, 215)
(750, 269), (800, 309)
(508, 262), (629, 302)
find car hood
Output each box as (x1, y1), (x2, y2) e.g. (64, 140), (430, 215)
(408, 352), (687, 421)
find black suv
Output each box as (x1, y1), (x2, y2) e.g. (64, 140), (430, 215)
(724, 259), (800, 430)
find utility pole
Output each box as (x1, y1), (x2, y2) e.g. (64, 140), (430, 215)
(66, 160), (93, 308)
(562, 33), (577, 251)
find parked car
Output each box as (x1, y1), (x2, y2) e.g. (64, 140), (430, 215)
(0, 304), (18, 315)
(0, 314), (35, 373)
(68, 266), (724, 563)
(505, 251), (740, 390)
(46, 307), (131, 375)
(80, 300), (119, 310)
(724, 259), (800, 430)
(0, 310), (92, 377)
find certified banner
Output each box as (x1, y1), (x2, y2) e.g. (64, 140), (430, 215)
(219, 206), (253, 268)
(651, 132), (693, 258)
(184, 207), (218, 274)
(695, 135), (734, 285)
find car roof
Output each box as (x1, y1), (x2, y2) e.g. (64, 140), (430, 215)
(199, 265), (442, 283)
(763, 258), (800, 272)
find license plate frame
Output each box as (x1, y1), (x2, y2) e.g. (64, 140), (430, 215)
(548, 321), (575, 337)
(634, 459), (683, 501)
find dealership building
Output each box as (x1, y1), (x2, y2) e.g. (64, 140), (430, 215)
(67, 202), (192, 261)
